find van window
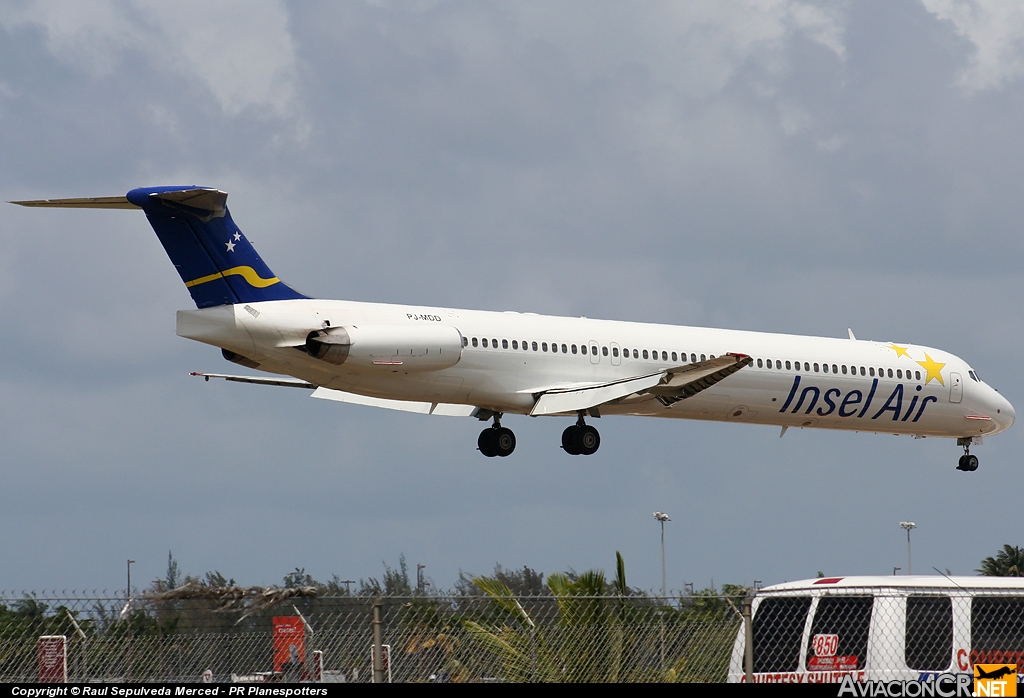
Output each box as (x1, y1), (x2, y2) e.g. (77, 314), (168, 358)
(753, 597), (812, 673)
(971, 597), (1024, 664)
(805, 596), (873, 671)
(906, 596), (953, 671)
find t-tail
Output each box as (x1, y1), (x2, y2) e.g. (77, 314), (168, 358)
(11, 186), (308, 308)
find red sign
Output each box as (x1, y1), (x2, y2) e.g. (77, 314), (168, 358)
(808, 655), (859, 672)
(38, 635), (67, 683)
(272, 617), (305, 672)
(813, 634), (839, 657)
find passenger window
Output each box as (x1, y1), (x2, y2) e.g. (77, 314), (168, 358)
(832, 364), (838, 374)
(896, 369), (902, 379)
(971, 597), (1024, 663)
(462, 337), (468, 347)
(915, 370), (920, 380)
(472, 337), (478, 347)
(672, 352), (678, 362)
(580, 345), (586, 355)
(700, 354), (706, 362)
(511, 340), (518, 350)
(552, 343), (558, 353)
(611, 347), (618, 357)
(813, 363), (819, 373)
(906, 596), (952, 671)
(603, 347), (609, 357)
(571, 344), (578, 354)
(502, 339), (508, 349)
(775, 360), (782, 369)
(633, 349), (639, 359)
(757, 358), (763, 368)
(561, 344), (567, 353)
(691, 354), (697, 363)
(532, 341), (538, 351)
(860, 367), (866, 376)
(753, 597), (812, 673)
(869, 368), (875, 377)
(805, 596), (873, 671)
(542, 342), (548, 352)
(662, 351), (668, 361)
(804, 362), (810, 372)
(785, 361), (792, 370)
(823, 364), (829, 374)
(887, 368), (893, 378)
(643, 350), (649, 360)
(841, 365), (847, 375)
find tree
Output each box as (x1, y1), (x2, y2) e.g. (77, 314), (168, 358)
(977, 545), (1024, 577)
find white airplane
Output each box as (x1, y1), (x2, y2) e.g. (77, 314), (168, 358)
(12, 186), (1015, 470)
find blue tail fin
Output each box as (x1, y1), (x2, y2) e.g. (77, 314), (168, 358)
(126, 186), (308, 309)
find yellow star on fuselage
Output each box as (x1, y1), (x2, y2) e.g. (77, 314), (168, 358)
(916, 353), (946, 386)
(888, 343), (910, 358)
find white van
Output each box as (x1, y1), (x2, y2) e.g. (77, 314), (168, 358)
(727, 576), (1024, 683)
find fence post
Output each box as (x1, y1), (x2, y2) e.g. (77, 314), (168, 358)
(372, 597), (384, 684)
(742, 594), (753, 683)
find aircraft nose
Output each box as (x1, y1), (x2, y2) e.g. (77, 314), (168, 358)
(990, 390), (1015, 434)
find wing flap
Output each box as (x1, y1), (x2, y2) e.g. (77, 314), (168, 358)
(528, 353), (752, 415)
(650, 353), (753, 405)
(311, 387), (479, 417)
(529, 372), (664, 416)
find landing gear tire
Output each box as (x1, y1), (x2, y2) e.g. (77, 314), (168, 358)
(956, 438), (979, 471)
(479, 426), (515, 457)
(561, 422), (600, 456)
(956, 454), (979, 472)
(562, 425), (581, 455)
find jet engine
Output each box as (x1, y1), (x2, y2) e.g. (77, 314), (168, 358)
(304, 324), (463, 371)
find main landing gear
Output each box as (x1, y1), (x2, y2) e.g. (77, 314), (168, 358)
(956, 437), (979, 472)
(562, 413), (601, 456)
(478, 415), (516, 458)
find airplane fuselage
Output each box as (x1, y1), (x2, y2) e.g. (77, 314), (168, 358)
(177, 298), (1015, 440)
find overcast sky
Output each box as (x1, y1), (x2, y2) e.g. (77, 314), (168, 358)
(1, 0), (1023, 596)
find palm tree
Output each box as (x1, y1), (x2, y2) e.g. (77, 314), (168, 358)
(977, 545), (1024, 577)
(462, 552), (673, 682)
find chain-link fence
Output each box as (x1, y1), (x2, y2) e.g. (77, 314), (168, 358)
(6, 582), (1023, 683)
(0, 590), (741, 682)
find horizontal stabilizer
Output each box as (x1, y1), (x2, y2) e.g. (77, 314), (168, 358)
(10, 196), (138, 209)
(189, 372), (314, 389)
(311, 387), (479, 417)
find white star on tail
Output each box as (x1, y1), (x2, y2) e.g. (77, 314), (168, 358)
(233, 232), (241, 241)
(225, 240), (236, 252)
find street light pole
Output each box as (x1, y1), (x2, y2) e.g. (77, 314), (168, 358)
(653, 512), (670, 599)
(899, 522), (916, 575)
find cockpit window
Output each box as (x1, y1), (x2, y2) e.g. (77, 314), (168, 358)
(969, 370), (980, 382)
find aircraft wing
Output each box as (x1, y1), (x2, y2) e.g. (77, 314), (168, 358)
(311, 387), (480, 417)
(528, 353), (751, 416)
(189, 372), (315, 388)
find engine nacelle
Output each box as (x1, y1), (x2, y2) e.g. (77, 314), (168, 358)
(305, 324), (463, 371)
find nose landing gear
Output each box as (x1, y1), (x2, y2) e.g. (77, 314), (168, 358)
(478, 414), (516, 457)
(562, 413), (600, 456)
(956, 437), (979, 472)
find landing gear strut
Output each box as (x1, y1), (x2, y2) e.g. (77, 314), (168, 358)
(956, 437), (979, 472)
(478, 414), (516, 458)
(562, 412), (600, 456)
